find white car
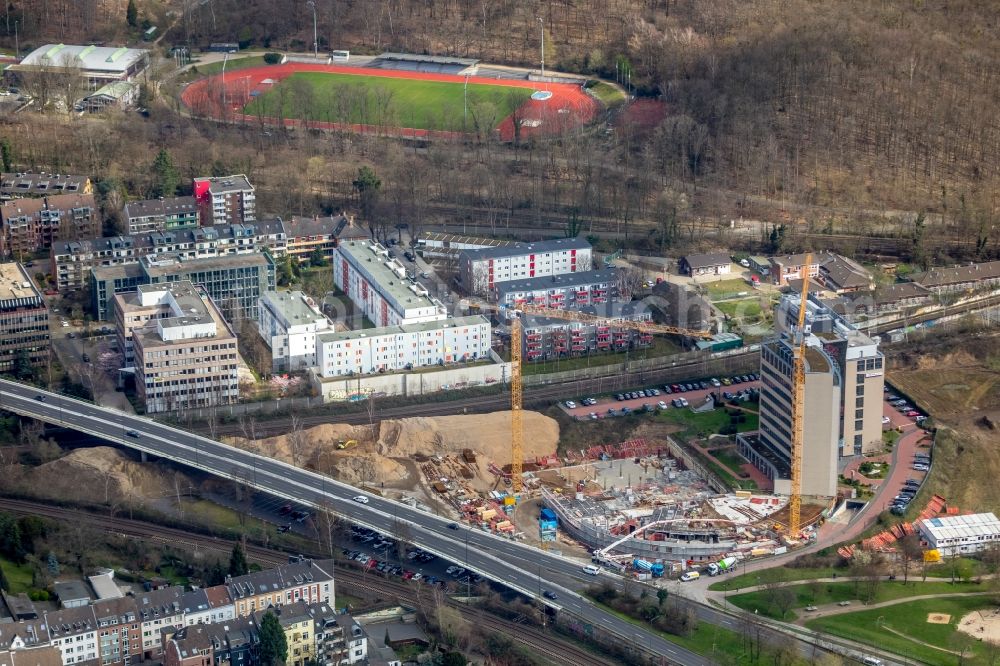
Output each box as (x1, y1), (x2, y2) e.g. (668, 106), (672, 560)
(679, 397), (689, 407)
(352, 495), (369, 504)
(882, 416), (891, 424)
(657, 401), (668, 410)
(564, 400), (577, 409)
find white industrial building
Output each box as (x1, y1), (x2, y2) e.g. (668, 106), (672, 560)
(459, 238), (592, 296)
(918, 513), (1000, 556)
(333, 240), (447, 327)
(257, 290), (332, 373)
(317, 315), (490, 378)
(12, 44), (149, 89)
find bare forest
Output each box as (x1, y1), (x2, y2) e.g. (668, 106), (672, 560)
(3, 0), (998, 258)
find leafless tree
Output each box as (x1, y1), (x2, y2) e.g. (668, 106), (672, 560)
(898, 533), (922, 584)
(288, 414), (307, 467)
(614, 266), (644, 302)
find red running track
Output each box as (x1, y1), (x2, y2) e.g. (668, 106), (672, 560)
(180, 62), (600, 141)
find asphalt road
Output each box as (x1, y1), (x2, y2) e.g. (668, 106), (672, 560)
(0, 377), (714, 665)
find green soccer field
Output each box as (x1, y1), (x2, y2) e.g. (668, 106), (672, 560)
(243, 72), (533, 132)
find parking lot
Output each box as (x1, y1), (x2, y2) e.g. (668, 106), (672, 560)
(561, 373), (762, 420)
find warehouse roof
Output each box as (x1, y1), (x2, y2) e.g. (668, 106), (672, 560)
(18, 44), (148, 73)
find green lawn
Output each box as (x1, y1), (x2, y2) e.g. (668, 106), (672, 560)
(709, 446), (750, 474)
(727, 579), (986, 621)
(709, 566), (843, 591)
(586, 81), (626, 106)
(806, 596), (997, 666)
(243, 71), (533, 132)
(0, 556), (34, 594)
(523, 337), (681, 375)
(192, 55), (268, 76)
(656, 405), (758, 440)
(715, 299), (764, 321)
(704, 278), (748, 299)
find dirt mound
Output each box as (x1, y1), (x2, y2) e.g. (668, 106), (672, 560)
(914, 350), (979, 371)
(224, 410), (558, 488)
(376, 411), (558, 464)
(19, 447), (178, 504)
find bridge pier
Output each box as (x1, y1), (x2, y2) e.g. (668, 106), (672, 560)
(140, 451), (148, 463)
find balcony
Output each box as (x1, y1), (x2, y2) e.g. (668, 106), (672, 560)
(571, 344), (586, 352)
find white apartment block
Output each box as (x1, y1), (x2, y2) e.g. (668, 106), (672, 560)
(257, 291), (332, 373)
(333, 240), (446, 328)
(317, 315), (490, 378)
(460, 237), (592, 296)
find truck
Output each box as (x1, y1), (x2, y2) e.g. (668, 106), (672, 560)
(706, 556), (738, 576)
(650, 562), (665, 578)
(633, 558), (654, 573)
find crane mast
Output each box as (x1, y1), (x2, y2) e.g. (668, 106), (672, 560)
(788, 252), (813, 537)
(510, 315), (524, 494)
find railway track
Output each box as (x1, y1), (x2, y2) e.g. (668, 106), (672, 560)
(0, 498), (614, 666)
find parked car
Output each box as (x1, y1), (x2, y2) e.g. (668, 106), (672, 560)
(657, 401), (668, 410)
(678, 397), (689, 407)
(564, 400), (577, 409)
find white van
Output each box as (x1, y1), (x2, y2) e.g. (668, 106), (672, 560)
(861, 658), (883, 666)
(582, 564), (601, 575)
(680, 571), (700, 582)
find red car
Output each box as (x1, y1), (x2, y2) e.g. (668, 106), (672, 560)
(906, 410), (921, 418)
(402, 570), (414, 580)
(366, 559), (378, 569)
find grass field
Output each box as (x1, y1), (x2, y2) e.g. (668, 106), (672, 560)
(656, 403), (759, 440)
(192, 55), (268, 76)
(243, 71), (533, 132)
(586, 81), (626, 106)
(806, 596), (997, 665)
(726, 579), (986, 621)
(0, 556), (34, 594)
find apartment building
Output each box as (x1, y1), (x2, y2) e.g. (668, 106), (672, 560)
(0, 646), (64, 666)
(493, 268), (616, 308)
(92, 597), (141, 666)
(251, 603), (313, 666)
(128, 282), (239, 414)
(281, 215), (363, 264)
(0, 263), (49, 372)
(738, 293), (884, 497)
(91, 252), (275, 322)
(317, 315), (491, 378)
(520, 301), (653, 361)
(332, 240), (447, 328)
(161, 605), (367, 666)
(50, 219), (286, 293)
(179, 587), (234, 627)
(0, 173), (92, 201)
(817, 253), (874, 293)
(43, 606), (98, 666)
(459, 237), (592, 296)
(122, 197), (199, 234)
(257, 291), (331, 373)
(226, 559), (336, 619)
(162, 625), (213, 666)
(0, 194), (99, 258)
(136, 586), (185, 660)
(193, 175), (256, 226)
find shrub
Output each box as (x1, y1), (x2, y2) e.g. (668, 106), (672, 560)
(263, 52), (282, 65)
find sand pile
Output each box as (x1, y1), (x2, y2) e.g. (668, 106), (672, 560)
(224, 410), (558, 487)
(376, 411), (559, 464)
(18, 447), (179, 503)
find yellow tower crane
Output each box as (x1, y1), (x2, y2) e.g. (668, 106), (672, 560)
(472, 300), (713, 495)
(788, 252), (813, 538)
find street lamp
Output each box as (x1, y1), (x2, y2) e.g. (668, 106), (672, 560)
(537, 17), (545, 80)
(306, 1), (318, 60)
(13, 20), (18, 59)
(221, 52), (229, 109)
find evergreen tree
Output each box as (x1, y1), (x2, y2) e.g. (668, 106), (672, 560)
(151, 149), (180, 198)
(228, 543), (249, 577)
(206, 560), (227, 586)
(47, 552), (60, 576)
(258, 611), (288, 666)
(0, 138), (13, 172)
(352, 166), (381, 221)
(126, 0), (138, 28)
(13, 349), (33, 380)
